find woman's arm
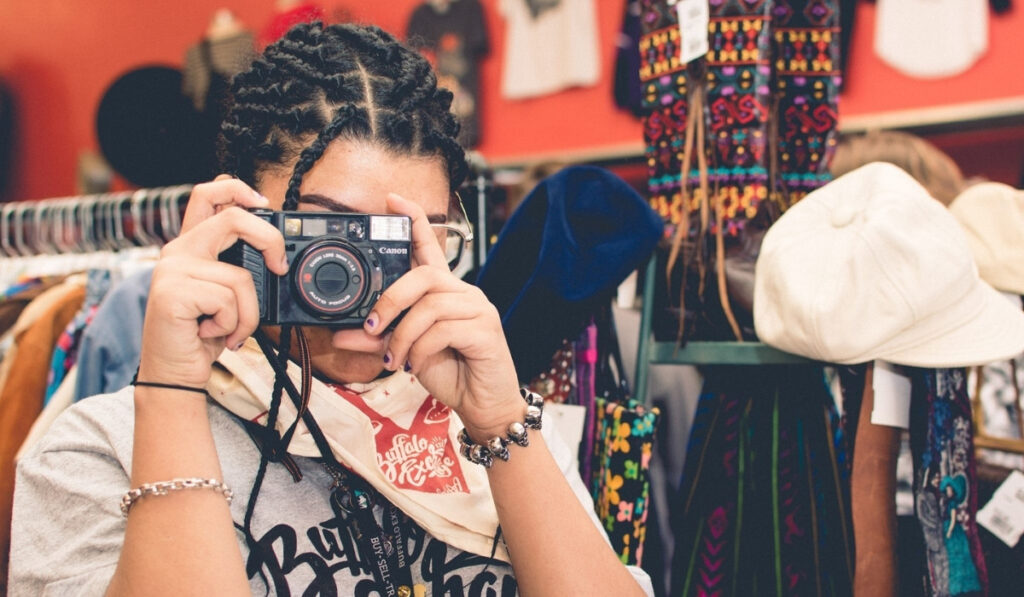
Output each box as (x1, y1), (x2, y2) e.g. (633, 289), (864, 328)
(482, 430), (649, 596)
(105, 178), (288, 596)
(364, 193), (649, 596)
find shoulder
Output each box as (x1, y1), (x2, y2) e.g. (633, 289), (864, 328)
(25, 386), (136, 462)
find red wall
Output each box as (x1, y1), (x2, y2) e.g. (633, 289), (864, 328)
(1, 1), (1023, 202)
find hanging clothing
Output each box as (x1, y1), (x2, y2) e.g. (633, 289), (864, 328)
(257, 1), (326, 49)
(670, 365), (854, 597)
(590, 395), (660, 567)
(181, 31), (255, 113)
(614, 0), (644, 116)
(639, 0), (841, 228)
(0, 276), (87, 595)
(44, 269), (112, 405)
(874, 0), (988, 79)
(910, 368), (988, 595)
(0, 277), (64, 339)
(498, 0), (600, 100)
(406, 0), (489, 148)
(73, 267), (153, 402)
(839, 365), (990, 596)
(17, 366), (77, 462)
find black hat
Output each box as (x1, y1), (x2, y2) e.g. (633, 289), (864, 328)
(96, 65), (211, 188)
(476, 165), (664, 381)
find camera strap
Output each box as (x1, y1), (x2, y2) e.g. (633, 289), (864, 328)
(251, 328), (415, 594)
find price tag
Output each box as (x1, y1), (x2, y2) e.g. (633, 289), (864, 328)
(977, 470), (1024, 547)
(675, 0), (709, 64)
(870, 360), (912, 429)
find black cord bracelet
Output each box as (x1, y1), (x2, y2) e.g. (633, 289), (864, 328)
(132, 381), (208, 396)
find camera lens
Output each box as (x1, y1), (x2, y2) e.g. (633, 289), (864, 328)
(315, 262), (348, 295)
(293, 240), (368, 318)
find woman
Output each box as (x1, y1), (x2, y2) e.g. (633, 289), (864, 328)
(11, 23), (652, 596)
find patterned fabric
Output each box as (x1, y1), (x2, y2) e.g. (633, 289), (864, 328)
(772, 1), (841, 205)
(910, 368), (987, 596)
(639, 0), (840, 230)
(528, 339), (576, 404)
(670, 366), (854, 596)
(639, 1), (692, 225)
(44, 269), (111, 405)
(591, 395), (660, 567)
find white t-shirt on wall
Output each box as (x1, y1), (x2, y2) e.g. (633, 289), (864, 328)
(499, 0), (601, 100)
(874, 0), (988, 79)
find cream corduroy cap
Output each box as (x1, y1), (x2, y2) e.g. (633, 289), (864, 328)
(949, 181), (1024, 296)
(753, 162), (1024, 367)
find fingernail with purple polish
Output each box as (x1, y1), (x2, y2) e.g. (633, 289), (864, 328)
(403, 361), (412, 373)
(383, 352), (392, 365)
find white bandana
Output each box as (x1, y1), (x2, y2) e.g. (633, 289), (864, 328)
(207, 338), (509, 562)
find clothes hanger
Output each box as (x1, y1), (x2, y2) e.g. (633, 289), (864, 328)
(33, 202), (59, 255)
(0, 204), (13, 258)
(13, 202), (33, 256)
(130, 188), (159, 247)
(113, 191), (135, 250)
(83, 196), (104, 253)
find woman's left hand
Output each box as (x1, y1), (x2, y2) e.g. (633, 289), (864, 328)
(356, 193), (525, 439)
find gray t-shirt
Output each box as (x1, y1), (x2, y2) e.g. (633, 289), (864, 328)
(11, 387), (654, 595)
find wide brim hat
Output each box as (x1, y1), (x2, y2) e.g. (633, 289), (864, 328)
(475, 165), (664, 381)
(754, 162), (1024, 368)
(949, 181), (1024, 296)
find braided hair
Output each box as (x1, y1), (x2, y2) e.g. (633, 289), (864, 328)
(218, 22), (468, 209)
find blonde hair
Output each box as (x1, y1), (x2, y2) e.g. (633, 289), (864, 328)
(830, 130), (965, 205)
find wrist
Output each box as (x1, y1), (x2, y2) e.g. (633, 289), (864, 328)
(458, 388), (544, 468)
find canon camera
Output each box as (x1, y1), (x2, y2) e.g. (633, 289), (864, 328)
(219, 209), (411, 326)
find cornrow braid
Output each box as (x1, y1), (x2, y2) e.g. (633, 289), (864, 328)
(218, 22), (468, 204)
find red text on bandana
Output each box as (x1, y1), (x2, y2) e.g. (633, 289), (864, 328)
(333, 386), (469, 494)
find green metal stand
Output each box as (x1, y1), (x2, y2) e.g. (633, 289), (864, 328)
(632, 254), (814, 405)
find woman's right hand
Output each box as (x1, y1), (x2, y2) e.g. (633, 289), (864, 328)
(136, 175), (289, 388)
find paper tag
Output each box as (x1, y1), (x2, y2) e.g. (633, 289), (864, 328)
(977, 470), (1024, 547)
(871, 360), (912, 429)
(675, 0), (709, 64)
(545, 403), (588, 464)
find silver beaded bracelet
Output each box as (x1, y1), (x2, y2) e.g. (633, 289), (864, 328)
(120, 477), (233, 517)
(458, 388), (544, 468)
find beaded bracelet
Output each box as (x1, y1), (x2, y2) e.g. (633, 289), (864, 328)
(458, 388), (544, 468)
(120, 478), (233, 517)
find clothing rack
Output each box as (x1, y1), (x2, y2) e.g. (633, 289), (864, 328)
(0, 186), (191, 288)
(0, 185), (192, 258)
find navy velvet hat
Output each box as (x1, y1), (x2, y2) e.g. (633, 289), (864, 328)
(476, 165), (664, 381)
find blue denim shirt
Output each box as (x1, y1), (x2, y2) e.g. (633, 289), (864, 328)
(73, 266), (153, 402)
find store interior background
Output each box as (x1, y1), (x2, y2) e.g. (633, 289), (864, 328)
(2, 0), (1024, 204)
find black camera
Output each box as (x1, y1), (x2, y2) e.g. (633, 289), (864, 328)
(220, 209), (411, 326)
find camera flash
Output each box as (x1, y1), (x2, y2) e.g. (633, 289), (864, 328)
(369, 215), (411, 242)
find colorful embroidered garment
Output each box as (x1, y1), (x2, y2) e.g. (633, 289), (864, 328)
(639, 0), (840, 230)
(910, 368), (988, 596)
(670, 366), (854, 596)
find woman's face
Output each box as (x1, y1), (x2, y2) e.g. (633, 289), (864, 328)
(256, 138), (451, 383)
